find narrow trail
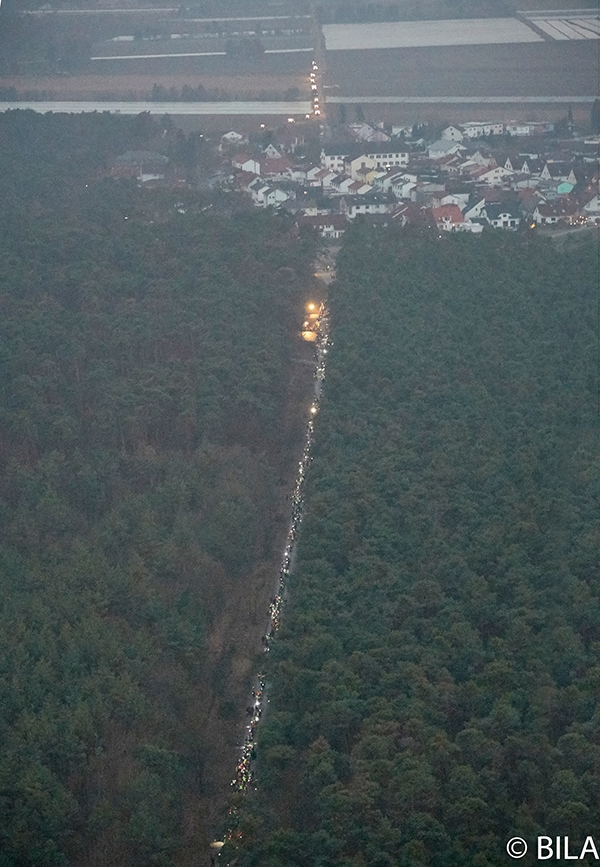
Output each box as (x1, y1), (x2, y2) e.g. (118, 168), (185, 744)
(209, 249), (337, 863)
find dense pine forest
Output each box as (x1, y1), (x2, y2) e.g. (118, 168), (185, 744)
(0, 111), (316, 865)
(234, 224), (600, 866)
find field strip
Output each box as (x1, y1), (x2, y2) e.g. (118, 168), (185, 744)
(0, 100), (313, 115)
(24, 6), (179, 11)
(180, 15), (311, 21)
(322, 18), (544, 50)
(517, 8), (599, 16)
(327, 95), (598, 103)
(92, 52), (227, 59)
(532, 17), (600, 38)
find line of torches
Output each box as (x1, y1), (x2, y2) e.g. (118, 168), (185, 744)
(211, 302), (329, 858)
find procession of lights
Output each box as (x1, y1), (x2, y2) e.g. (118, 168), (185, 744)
(212, 301), (330, 858)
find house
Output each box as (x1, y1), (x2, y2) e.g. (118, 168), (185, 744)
(462, 121), (504, 138)
(309, 167), (338, 189)
(518, 187), (545, 216)
(392, 202), (434, 227)
(232, 154), (261, 174)
(111, 150), (169, 182)
(476, 165), (516, 186)
(220, 130), (248, 149)
(259, 156), (292, 180)
(320, 146), (351, 173)
(481, 203), (521, 230)
(391, 178), (417, 200)
(262, 143), (283, 159)
(428, 140), (465, 159)
(414, 181), (446, 206)
(373, 168), (414, 191)
(330, 175), (357, 195)
(263, 187), (291, 208)
(347, 122), (391, 142)
(289, 165), (310, 183)
(532, 196), (579, 225)
(505, 121), (553, 137)
(441, 192), (470, 209)
(339, 194), (395, 219)
(363, 147), (410, 169)
(431, 204), (467, 231)
(347, 180), (374, 195)
(297, 213), (347, 238)
(347, 155), (378, 181)
(580, 190), (600, 223)
(435, 154), (464, 174)
(540, 162), (577, 184)
(441, 125), (464, 141)
(248, 177), (292, 207)
(354, 165), (378, 186)
(463, 197), (486, 220)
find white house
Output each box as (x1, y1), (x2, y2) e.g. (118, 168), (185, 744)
(363, 148), (410, 169)
(463, 197), (486, 220)
(481, 203), (521, 230)
(391, 179), (417, 200)
(476, 166), (516, 186)
(340, 195), (395, 219)
(462, 121), (504, 138)
(504, 122), (538, 137)
(263, 143), (283, 159)
(347, 122), (391, 142)
(580, 191), (600, 223)
(428, 140), (465, 159)
(233, 155), (261, 174)
(297, 213), (347, 238)
(320, 147), (350, 173)
(441, 125), (464, 141)
(220, 130), (248, 149)
(441, 193), (470, 209)
(248, 179), (291, 208)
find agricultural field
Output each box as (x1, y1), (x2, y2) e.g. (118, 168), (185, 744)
(321, 18), (544, 49)
(323, 40), (599, 99)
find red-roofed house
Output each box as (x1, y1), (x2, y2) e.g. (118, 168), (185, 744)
(432, 204), (467, 231)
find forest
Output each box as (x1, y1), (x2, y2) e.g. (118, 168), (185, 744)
(231, 224), (600, 866)
(0, 110), (316, 865)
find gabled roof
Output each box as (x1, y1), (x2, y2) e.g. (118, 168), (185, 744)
(535, 196), (579, 217)
(260, 156), (292, 175)
(483, 203), (520, 219)
(321, 144), (354, 157)
(431, 204), (464, 223)
(297, 214), (347, 230)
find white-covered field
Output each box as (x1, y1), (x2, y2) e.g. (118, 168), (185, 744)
(322, 18), (544, 50)
(526, 15), (600, 39)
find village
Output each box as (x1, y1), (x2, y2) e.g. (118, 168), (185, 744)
(217, 113), (600, 238)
